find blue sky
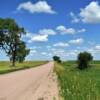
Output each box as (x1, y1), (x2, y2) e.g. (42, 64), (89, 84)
(0, 0), (100, 61)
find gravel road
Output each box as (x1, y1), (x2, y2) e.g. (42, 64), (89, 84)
(0, 62), (59, 100)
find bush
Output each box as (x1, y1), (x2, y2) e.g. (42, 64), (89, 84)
(58, 59), (62, 63)
(53, 56), (62, 63)
(77, 52), (93, 70)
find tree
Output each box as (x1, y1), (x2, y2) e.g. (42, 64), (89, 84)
(77, 51), (93, 70)
(53, 56), (62, 63)
(0, 18), (29, 66)
(16, 42), (30, 63)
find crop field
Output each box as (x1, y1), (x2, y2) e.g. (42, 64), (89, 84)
(54, 61), (100, 100)
(0, 61), (47, 74)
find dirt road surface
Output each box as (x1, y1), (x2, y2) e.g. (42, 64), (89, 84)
(0, 62), (59, 100)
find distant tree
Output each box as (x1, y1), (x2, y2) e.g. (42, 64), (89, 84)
(0, 18), (30, 66)
(53, 56), (60, 61)
(53, 56), (62, 63)
(77, 52), (93, 70)
(57, 59), (62, 63)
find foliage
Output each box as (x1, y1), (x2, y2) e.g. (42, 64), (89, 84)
(16, 41), (30, 63)
(77, 52), (93, 70)
(0, 18), (30, 66)
(53, 56), (62, 63)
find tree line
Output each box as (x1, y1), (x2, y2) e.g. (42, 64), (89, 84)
(0, 18), (30, 66)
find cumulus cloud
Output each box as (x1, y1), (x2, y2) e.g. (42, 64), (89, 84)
(67, 52), (77, 56)
(49, 48), (80, 59)
(22, 32), (32, 39)
(53, 42), (69, 47)
(69, 38), (84, 45)
(71, 1), (100, 23)
(56, 25), (86, 34)
(29, 46), (41, 50)
(80, 1), (100, 23)
(78, 28), (86, 33)
(24, 28), (56, 43)
(41, 52), (47, 55)
(39, 29), (56, 35)
(56, 25), (75, 34)
(87, 44), (100, 56)
(30, 50), (37, 54)
(30, 34), (48, 42)
(23, 27), (85, 43)
(95, 45), (100, 50)
(29, 29), (56, 42)
(17, 1), (56, 14)
(70, 12), (80, 23)
(51, 48), (65, 56)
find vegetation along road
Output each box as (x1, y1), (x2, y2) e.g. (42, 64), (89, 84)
(0, 62), (59, 100)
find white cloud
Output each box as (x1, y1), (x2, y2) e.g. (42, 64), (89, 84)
(51, 48), (65, 56)
(70, 12), (80, 23)
(56, 25), (86, 34)
(30, 50), (37, 54)
(87, 45), (100, 55)
(46, 46), (52, 50)
(24, 29), (55, 43)
(22, 32), (33, 39)
(28, 40), (33, 43)
(30, 34), (48, 42)
(46, 46), (51, 48)
(86, 44), (100, 59)
(17, 1), (56, 14)
(53, 42), (69, 47)
(95, 45), (100, 50)
(56, 25), (76, 34)
(80, 1), (100, 23)
(50, 48), (79, 59)
(70, 1), (100, 23)
(41, 52), (47, 55)
(29, 46), (41, 50)
(67, 52), (77, 56)
(69, 38), (84, 45)
(23, 27), (86, 43)
(24, 28), (57, 43)
(39, 29), (56, 35)
(78, 28), (86, 33)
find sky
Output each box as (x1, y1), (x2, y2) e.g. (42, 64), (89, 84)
(0, 0), (100, 61)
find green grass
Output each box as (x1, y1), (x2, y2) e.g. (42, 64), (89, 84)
(54, 61), (100, 100)
(0, 61), (47, 74)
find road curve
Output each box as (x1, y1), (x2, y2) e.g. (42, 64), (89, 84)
(0, 62), (59, 100)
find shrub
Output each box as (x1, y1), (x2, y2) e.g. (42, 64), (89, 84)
(58, 59), (62, 63)
(53, 56), (62, 63)
(77, 52), (93, 70)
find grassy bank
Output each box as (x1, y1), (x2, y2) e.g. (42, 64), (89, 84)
(0, 61), (47, 74)
(54, 61), (100, 100)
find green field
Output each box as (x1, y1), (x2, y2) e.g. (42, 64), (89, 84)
(0, 61), (47, 74)
(54, 61), (100, 100)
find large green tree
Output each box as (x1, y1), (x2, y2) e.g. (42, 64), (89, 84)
(0, 18), (30, 66)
